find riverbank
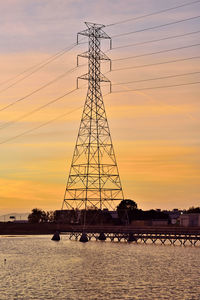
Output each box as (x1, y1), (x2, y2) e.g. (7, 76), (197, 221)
(0, 222), (199, 235)
(0, 222), (59, 235)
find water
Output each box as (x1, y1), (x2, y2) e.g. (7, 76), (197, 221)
(0, 235), (200, 300)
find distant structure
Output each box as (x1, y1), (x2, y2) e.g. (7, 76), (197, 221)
(62, 22), (124, 211)
(180, 213), (200, 227)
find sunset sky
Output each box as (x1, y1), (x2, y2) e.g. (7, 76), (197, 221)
(0, 0), (200, 214)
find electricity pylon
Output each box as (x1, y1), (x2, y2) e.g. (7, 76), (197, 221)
(62, 22), (124, 211)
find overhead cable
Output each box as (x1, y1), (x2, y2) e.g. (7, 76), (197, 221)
(0, 66), (78, 112)
(0, 43), (77, 87)
(113, 43), (200, 62)
(113, 81), (200, 93)
(0, 90), (109, 145)
(0, 106), (82, 145)
(0, 43), (77, 94)
(113, 71), (200, 86)
(112, 15), (200, 39)
(106, 0), (200, 27)
(111, 30), (200, 50)
(0, 88), (80, 130)
(112, 55), (200, 72)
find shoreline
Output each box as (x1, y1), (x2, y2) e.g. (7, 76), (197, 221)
(0, 222), (199, 235)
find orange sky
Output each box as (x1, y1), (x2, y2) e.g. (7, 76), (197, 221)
(0, 0), (200, 214)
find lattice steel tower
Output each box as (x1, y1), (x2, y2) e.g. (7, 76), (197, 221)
(62, 22), (124, 211)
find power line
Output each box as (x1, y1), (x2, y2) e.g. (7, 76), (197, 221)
(113, 71), (200, 86)
(106, 0), (200, 27)
(0, 43), (78, 94)
(111, 30), (200, 50)
(112, 15), (200, 39)
(113, 80), (200, 93)
(112, 55), (200, 72)
(0, 90), (108, 145)
(113, 43), (200, 62)
(0, 88), (80, 130)
(0, 66), (78, 112)
(0, 106), (82, 145)
(0, 43), (77, 88)
(0, 77), (198, 145)
(2, 42), (197, 109)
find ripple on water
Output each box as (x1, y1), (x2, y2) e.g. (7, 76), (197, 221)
(0, 235), (200, 299)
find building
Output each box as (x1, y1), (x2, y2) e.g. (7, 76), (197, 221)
(152, 219), (169, 226)
(163, 209), (183, 225)
(180, 214), (200, 227)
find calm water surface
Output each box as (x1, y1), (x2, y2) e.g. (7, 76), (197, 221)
(0, 235), (200, 300)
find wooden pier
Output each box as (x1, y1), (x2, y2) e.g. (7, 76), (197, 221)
(60, 225), (200, 246)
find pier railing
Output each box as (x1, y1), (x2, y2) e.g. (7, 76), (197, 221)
(60, 225), (200, 246)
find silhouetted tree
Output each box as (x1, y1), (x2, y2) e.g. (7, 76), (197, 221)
(117, 199), (138, 210)
(54, 209), (79, 224)
(117, 199), (138, 224)
(186, 207), (200, 214)
(79, 209), (113, 225)
(46, 211), (55, 222)
(28, 208), (47, 223)
(117, 200), (170, 224)
(142, 209), (169, 220)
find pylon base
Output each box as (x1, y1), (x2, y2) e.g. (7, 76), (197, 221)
(98, 232), (106, 241)
(80, 233), (89, 243)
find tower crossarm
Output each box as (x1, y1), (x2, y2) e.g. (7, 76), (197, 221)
(77, 50), (111, 66)
(77, 22), (112, 47)
(77, 72), (111, 92)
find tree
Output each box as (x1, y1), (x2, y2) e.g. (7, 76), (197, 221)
(142, 209), (169, 220)
(28, 208), (47, 223)
(186, 207), (200, 214)
(117, 199), (138, 224)
(46, 211), (56, 222)
(117, 199), (138, 211)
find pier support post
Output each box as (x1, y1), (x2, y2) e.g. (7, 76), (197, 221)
(98, 232), (106, 241)
(80, 233), (89, 243)
(51, 231), (60, 241)
(127, 233), (137, 242)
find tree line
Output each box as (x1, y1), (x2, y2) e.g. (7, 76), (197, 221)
(28, 201), (200, 224)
